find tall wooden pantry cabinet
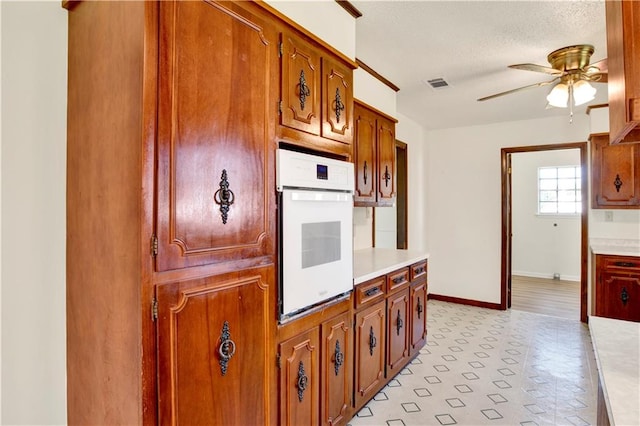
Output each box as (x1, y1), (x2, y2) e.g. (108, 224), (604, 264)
(65, 1), (279, 424)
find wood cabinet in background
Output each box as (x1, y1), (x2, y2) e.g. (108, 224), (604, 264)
(590, 133), (640, 208)
(353, 100), (398, 207)
(594, 254), (640, 322)
(605, 0), (640, 144)
(354, 299), (387, 410)
(279, 29), (354, 158)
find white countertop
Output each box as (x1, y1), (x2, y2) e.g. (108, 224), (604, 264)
(589, 316), (640, 426)
(353, 248), (430, 285)
(590, 238), (640, 256)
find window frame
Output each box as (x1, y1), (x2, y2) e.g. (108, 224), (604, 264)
(537, 165), (582, 216)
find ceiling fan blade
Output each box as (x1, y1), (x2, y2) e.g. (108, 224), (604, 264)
(477, 78), (559, 102)
(509, 63), (563, 75)
(585, 58), (608, 83)
(589, 58), (608, 73)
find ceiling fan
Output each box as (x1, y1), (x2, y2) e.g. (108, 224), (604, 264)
(478, 44), (607, 109)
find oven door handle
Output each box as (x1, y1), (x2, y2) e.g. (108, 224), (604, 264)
(289, 191), (351, 203)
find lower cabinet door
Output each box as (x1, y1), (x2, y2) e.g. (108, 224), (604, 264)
(410, 281), (428, 353)
(387, 289), (410, 373)
(279, 327), (320, 426)
(321, 312), (352, 426)
(354, 300), (386, 410)
(155, 266), (273, 425)
(597, 271), (640, 322)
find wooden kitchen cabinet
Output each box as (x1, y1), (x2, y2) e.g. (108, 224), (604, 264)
(155, 267), (273, 425)
(594, 254), (640, 322)
(386, 288), (410, 374)
(590, 133), (640, 208)
(409, 261), (428, 352)
(320, 312), (353, 426)
(279, 29), (355, 158)
(353, 299), (387, 410)
(605, 0), (640, 144)
(354, 100), (398, 207)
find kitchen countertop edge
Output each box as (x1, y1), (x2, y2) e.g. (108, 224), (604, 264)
(353, 247), (430, 285)
(590, 238), (640, 256)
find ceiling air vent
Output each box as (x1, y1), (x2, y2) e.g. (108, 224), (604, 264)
(424, 78), (450, 90)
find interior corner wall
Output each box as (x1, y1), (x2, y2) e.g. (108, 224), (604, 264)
(425, 115), (590, 304)
(1, 2), (68, 424)
(511, 149), (581, 281)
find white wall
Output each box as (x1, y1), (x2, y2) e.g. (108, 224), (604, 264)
(511, 149), (581, 281)
(425, 115), (590, 304)
(1, 2), (68, 424)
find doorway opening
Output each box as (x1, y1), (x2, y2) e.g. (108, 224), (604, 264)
(501, 142), (588, 322)
(396, 141), (408, 249)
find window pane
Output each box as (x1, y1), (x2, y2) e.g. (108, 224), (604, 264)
(558, 202), (577, 213)
(558, 178), (576, 190)
(539, 168), (557, 179)
(540, 179), (557, 190)
(575, 167), (581, 178)
(558, 167), (575, 178)
(540, 190), (557, 201)
(558, 190), (576, 202)
(576, 192), (582, 202)
(540, 202), (557, 213)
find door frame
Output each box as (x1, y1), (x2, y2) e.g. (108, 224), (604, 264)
(500, 142), (588, 323)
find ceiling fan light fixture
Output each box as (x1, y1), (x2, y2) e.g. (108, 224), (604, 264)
(546, 83), (569, 108)
(572, 80), (597, 106)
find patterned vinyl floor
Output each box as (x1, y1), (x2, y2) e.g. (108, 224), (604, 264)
(348, 300), (598, 426)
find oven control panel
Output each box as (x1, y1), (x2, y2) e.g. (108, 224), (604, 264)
(276, 148), (354, 192)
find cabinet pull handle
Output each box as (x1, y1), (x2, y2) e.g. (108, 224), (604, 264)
(298, 70), (311, 111)
(614, 174), (623, 192)
(334, 87), (345, 123)
(333, 340), (344, 376)
(364, 287), (380, 297)
(296, 361), (308, 402)
(368, 326), (377, 356)
(414, 266), (425, 275)
(218, 321), (236, 376)
(614, 261), (635, 268)
(363, 160), (368, 185)
(396, 309), (403, 335)
(621, 287), (630, 306)
(382, 165), (391, 187)
(213, 169), (235, 225)
(417, 297), (423, 319)
(392, 276), (406, 285)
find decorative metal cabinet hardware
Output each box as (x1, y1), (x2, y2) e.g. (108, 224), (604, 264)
(333, 340), (344, 376)
(364, 286), (380, 297)
(614, 174), (623, 192)
(417, 297), (423, 319)
(396, 310), (403, 335)
(392, 275), (405, 285)
(213, 169), (235, 224)
(296, 361), (308, 402)
(614, 261), (635, 267)
(334, 88), (344, 123)
(218, 321), (236, 376)
(368, 326), (377, 356)
(363, 161), (368, 185)
(382, 165), (391, 187)
(621, 287), (630, 305)
(298, 70), (311, 110)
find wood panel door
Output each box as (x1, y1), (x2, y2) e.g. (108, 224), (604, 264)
(386, 288), (410, 374)
(354, 300), (386, 410)
(597, 271), (640, 322)
(410, 280), (428, 354)
(279, 327), (320, 426)
(156, 266), (273, 425)
(377, 115), (396, 206)
(591, 134), (640, 208)
(280, 30), (322, 136)
(321, 56), (353, 145)
(320, 312), (352, 426)
(156, 1), (277, 271)
(353, 104), (377, 204)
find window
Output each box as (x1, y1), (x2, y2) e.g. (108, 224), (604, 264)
(538, 166), (581, 214)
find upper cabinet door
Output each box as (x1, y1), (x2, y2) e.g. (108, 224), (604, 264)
(156, 1), (277, 271)
(321, 56), (353, 145)
(377, 115), (396, 205)
(606, 0), (640, 144)
(280, 31), (322, 136)
(591, 133), (640, 208)
(353, 104), (377, 204)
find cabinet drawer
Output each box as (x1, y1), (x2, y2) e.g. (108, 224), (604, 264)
(387, 268), (410, 294)
(410, 260), (427, 281)
(601, 255), (640, 272)
(354, 276), (386, 309)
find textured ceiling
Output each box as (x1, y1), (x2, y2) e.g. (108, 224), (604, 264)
(352, 0), (608, 130)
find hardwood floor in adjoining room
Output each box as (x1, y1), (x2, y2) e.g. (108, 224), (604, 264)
(511, 275), (581, 321)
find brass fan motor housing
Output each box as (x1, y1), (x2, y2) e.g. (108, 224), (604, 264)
(547, 44), (594, 72)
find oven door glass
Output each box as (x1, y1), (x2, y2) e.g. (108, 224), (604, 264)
(281, 189), (353, 317)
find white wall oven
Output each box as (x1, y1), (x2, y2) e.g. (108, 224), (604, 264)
(277, 148), (354, 321)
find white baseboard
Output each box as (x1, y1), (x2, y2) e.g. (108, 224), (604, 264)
(512, 270), (580, 282)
